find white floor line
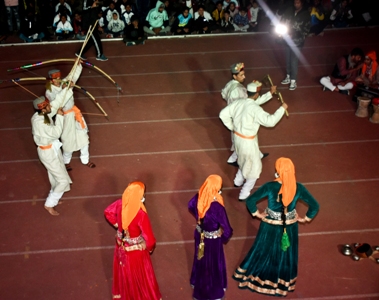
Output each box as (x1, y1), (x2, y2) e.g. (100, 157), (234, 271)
(0, 228), (377, 257)
(1, 178), (379, 205)
(1, 139), (378, 165)
(0, 110), (354, 131)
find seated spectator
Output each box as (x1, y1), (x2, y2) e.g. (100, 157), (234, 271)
(118, 0), (137, 15)
(248, 0), (260, 31)
(223, 0), (239, 10)
(227, 2), (239, 18)
(330, 0), (353, 28)
(53, 5), (71, 27)
(220, 10), (234, 32)
(55, 0), (72, 15)
(121, 3), (134, 26)
(355, 51), (379, 87)
(144, 0), (171, 36)
(19, 10), (44, 42)
(73, 12), (86, 40)
(55, 14), (73, 40)
(320, 47), (364, 95)
(212, 1), (224, 28)
(124, 14), (145, 45)
(107, 12), (125, 37)
(163, 0), (175, 25)
(171, 6), (193, 35)
(194, 5), (214, 34)
(233, 6), (249, 31)
(103, 1), (119, 28)
(309, 0), (326, 36)
(5, 0), (21, 33)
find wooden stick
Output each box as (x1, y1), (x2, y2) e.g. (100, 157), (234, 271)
(81, 112), (107, 116)
(263, 74), (289, 117)
(12, 80), (39, 98)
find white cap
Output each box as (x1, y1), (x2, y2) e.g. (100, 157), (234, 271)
(247, 80), (262, 93)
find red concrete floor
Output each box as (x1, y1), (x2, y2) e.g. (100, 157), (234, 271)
(1, 28), (379, 299)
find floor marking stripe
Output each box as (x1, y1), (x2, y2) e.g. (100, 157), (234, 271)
(0, 228), (377, 257)
(0, 110), (354, 131)
(1, 139), (378, 165)
(1, 178), (379, 205)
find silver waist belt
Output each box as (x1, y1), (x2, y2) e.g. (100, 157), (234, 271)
(116, 231), (144, 245)
(265, 207), (297, 221)
(196, 224), (221, 239)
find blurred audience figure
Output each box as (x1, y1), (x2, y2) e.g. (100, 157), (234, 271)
(73, 12), (86, 40)
(121, 3), (135, 26)
(309, 0), (326, 36)
(124, 15), (145, 45)
(227, 2), (238, 18)
(212, 1), (224, 28)
(194, 5), (214, 34)
(107, 12), (125, 37)
(356, 51), (379, 87)
(55, 14), (73, 40)
(19, 9), (44, 42)
(55, 0), (72, 15)
(233, 6), (249, 31)
(144, 0), (171, 36)
(248, 0), (260, 31)
(220, 10), (234, 32)
(330, 0), (352, 27)
(171, 6), (193, 35)
(5, 0), (21, 33)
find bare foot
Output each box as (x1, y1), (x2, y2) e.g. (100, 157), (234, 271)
(44, 205), (60, 216)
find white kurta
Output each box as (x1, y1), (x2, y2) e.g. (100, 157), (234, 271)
(46, 64), (89, 153)
(221, 79), (248, 105)
(31, 113), (72, 194)
(219, 93), (285, 179)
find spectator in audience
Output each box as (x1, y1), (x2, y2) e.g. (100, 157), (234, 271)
(164, 0), (176, 25)
(248, 0), (260, 31)
(55, 0), (72, 15)
(144, 0), (171, 36)
(124, 14), (145, 45)
(5, 0), (21, 33)
(220, 10), (234, 32)
(223, 0), (239, 10)
(171, 6), (193, 35)
(194, 5), (214, 34)
(121, 3), (134, 25)
(53, 5), (72, 27)
(356, 51), (379, 87)
(212, 1), (224, 28)
(97, 8), (105, 34)
(330, 0), (352, 28)
(233, 6), (249, 31)
(107, 11), (125, 37)
(136, 0), (150, 23)
(56, 14), (73, 40)
(103, 1), (118, 29)
(19, 9), (44, 42)
(320, 47), (364, 95)
(227, 2), (239, 18)
(118, 0), (137, 14)
(73, 12), (86, 40)
(309, 0), (326, 36)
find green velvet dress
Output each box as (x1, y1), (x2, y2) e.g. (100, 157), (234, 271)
(233, 181), (319, 297)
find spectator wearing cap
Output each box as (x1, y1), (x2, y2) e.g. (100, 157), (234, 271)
(124, 15), (145, 45)
(219, 81), (288, 200)
(31, 95), (72, 216)
(144, 0), (171, 36)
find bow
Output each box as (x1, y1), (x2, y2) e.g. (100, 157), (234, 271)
(7, 58), (123, 95)
(1, 77), (108, 119)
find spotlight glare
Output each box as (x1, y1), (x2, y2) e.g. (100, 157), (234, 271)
(275, 24), (288, 35)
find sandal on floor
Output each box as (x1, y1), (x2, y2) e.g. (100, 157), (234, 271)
(86, 162), (96, 168)
(65, 164), (72, 171)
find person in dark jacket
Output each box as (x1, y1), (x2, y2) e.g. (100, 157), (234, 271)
(279, 0), (310, 91)
(75, 0), (108, 61)
(19, 10), (44, 42)
(123, 15), (145, 45)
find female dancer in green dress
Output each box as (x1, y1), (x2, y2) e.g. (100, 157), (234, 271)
(233, 157), (320, 296)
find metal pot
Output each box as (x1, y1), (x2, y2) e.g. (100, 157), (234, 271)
(342, 244), (353, 256)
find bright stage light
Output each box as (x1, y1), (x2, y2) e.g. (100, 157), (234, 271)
(275, 24), (288, 35)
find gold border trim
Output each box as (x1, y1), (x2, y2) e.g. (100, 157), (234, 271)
(261, 217), (297, 225)
(234, 271), (297, 289)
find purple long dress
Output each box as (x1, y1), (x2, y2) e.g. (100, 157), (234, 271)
(189, 194), (233, 300)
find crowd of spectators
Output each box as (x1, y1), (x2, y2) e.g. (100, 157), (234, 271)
(0, 0), (378, 44)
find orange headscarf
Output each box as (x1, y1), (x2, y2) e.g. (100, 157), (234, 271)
(274, 158), (297, 207)
(121, 181), (147, 231)
(362, 50), (378, 80)
(197, 175), (224, 220)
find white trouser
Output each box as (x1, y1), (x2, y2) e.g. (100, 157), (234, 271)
(233, 24), (249, 31)
(320, 76), (354, 91)
(234, 169), (257, 199)
(63, 144), (89, 164)
(45, 190), (64, 207)
(228, 151), (264, 163)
